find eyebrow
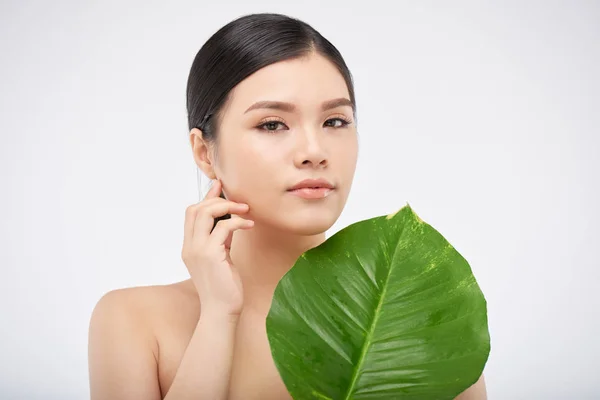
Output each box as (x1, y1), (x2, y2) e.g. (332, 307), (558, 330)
(244, 97), (355, 114)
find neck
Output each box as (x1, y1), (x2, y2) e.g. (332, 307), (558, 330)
(229, 223), (326, 317)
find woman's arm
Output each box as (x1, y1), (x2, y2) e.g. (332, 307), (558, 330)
(454, 374), (487, 400)
(163, 309), (238, 400)
(88, 289), (238, 400)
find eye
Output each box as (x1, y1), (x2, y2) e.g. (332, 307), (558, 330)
(256, 119), (288, 132)
(324, 117), (352, 128)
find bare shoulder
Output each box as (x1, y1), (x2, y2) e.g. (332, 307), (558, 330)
(88, 279), (199, 399)
(89, 279), (199, 364)
(94, 279), (198, 307)
(90, 278), (199, 334)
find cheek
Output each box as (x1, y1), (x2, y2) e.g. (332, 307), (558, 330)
(221, 138), (280, 198)
(338, 136), (359, 176)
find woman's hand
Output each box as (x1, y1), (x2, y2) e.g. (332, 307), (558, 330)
(181, 179), (254, 317)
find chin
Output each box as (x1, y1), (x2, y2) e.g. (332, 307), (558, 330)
(282, 211), (338, 236)
(254, 194), (345, 235)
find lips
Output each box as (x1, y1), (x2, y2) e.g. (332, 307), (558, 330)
(286, 178), (335, 199)
(288, 178), (334, 191)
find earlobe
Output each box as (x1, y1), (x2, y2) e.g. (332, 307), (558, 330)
(189, 128), (216, 179)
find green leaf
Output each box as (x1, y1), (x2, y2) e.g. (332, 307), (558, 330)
(266, 204), (490, 400)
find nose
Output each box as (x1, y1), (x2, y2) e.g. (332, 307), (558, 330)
(293, 127), (329, 169)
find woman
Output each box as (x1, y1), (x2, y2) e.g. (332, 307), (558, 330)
(88, 12), (486, 400)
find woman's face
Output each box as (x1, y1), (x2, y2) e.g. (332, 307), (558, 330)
(202, 52), (358, 235)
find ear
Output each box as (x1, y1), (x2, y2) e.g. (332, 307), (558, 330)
(189, 128), (217, 179)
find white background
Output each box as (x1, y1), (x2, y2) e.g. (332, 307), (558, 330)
(1, 1), (599, 399)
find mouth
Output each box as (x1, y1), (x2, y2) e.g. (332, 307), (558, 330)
(287, 178), (335, 199)
(287, 187), (334, 199)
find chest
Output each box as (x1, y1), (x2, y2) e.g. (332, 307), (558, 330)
(157, 311), (292, 400)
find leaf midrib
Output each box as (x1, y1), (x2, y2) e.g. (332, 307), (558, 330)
(343, 219), (408, 399)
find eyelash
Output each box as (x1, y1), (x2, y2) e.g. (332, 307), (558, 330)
(256, 117), (353, 132)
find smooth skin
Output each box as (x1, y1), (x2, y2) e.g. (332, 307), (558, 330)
(88, 51), (486, 399)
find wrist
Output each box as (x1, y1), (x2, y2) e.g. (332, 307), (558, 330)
(199, 308), (241, 325)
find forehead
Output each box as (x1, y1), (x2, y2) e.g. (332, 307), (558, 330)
(226, 53), (350, 113)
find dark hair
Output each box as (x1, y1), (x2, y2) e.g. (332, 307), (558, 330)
(186, 12), (356, 231)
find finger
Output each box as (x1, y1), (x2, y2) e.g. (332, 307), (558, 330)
(203, 179), (222, 200)
(208, 217), (254, 249)
(183, 204), (199, 257)
(184, 200), (218, 252)
(183, 196), (243, 255)
(193, 200), (249, 243)
(222, 215), (253, 249)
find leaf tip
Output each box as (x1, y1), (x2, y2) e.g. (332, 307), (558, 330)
(386, 202), (415, 220)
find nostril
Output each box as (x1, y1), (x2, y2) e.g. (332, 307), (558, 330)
(299, 159), (327, 167)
